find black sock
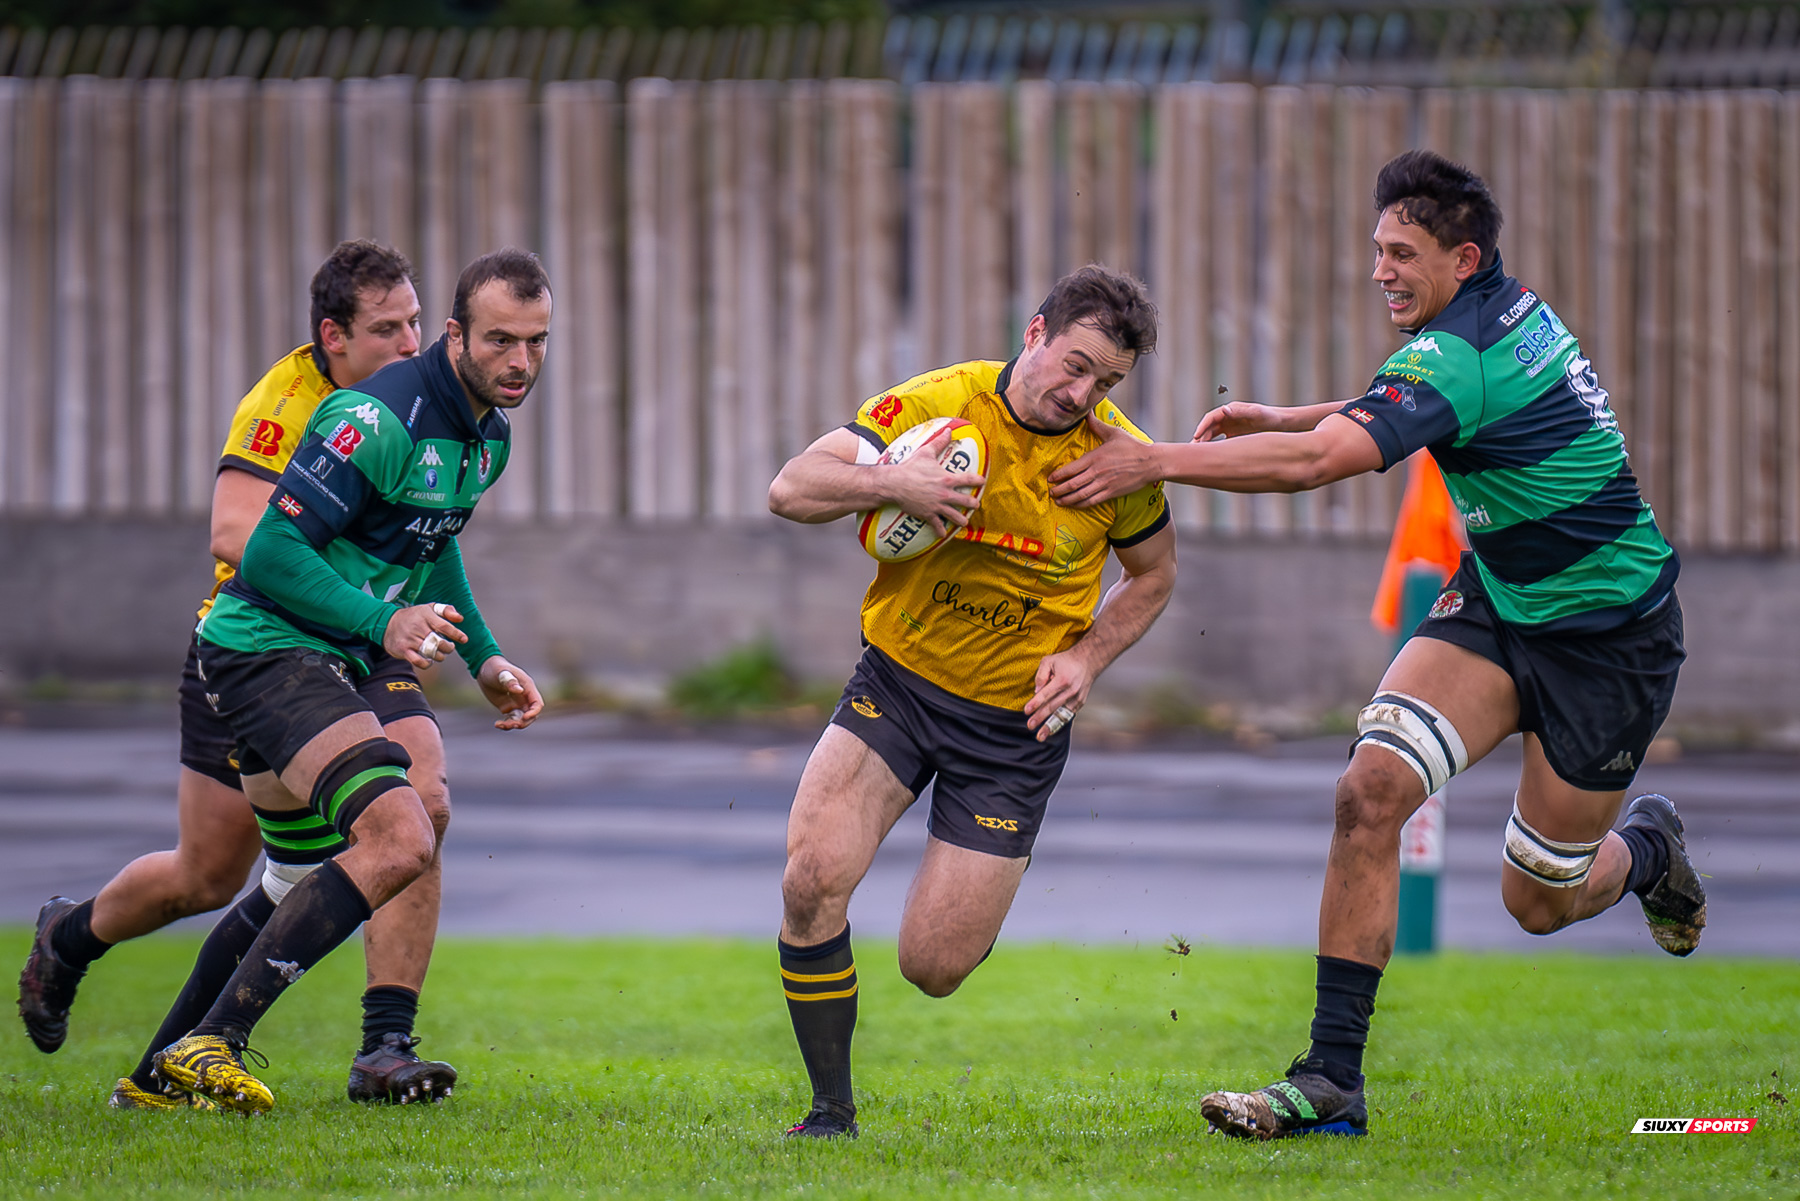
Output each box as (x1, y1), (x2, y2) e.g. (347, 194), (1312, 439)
(130, 887), (276, 1091)
(1308, 955), (1383, 1090)
(360, 985), (420, 1055)
(780, 924), (858, 1121)
(192, 859), (372, 1045)
(1619, 824), (1668, 897)
(50, 898), (112, 971)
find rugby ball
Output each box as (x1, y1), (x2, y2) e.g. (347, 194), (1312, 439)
(856, 416), (988, 562)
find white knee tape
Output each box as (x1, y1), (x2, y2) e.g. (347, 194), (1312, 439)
(1503, 800), (1605, 888)
(261, 860), (321, 905)
(1353, 691), (1469, 795)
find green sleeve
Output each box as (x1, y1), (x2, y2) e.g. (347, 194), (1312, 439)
(239, 507), (398, 645)
(421, 539), (504, 675)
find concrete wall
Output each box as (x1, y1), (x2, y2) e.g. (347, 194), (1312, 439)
(5, 517), (1795, 744)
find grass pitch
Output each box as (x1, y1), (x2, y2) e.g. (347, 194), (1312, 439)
(0, 931), (1792, 1198)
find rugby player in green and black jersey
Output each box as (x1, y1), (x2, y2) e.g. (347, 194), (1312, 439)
(151, 250), (550, 1113)
(1051, 150), (1704, 1140)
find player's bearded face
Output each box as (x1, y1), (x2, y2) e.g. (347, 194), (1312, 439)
(453, 284), (552, 412)
(1010, 317), (1137, 431)
(1371, 205), (1476, 331)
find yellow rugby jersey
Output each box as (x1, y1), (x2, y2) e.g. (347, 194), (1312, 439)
(848, 359), (1170, 710)
(198, 344), (335, 618)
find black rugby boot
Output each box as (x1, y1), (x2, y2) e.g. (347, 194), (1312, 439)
(347, 1033), (458, 1104)
(1201, 1055), (1369, 1140)
(1623, 794), (1707, 956)
(785, 1102), (859, 1139)
(18, 897), (86, 1053)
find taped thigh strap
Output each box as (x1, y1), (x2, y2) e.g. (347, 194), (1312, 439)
(310, 738), (413, 837)
(261, 860), (320, 905)
(1353, 691), (1469, 795)
(1503, 800), (1605, 889)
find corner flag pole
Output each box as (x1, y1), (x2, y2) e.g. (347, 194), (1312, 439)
(1371, 452), (1466, 955)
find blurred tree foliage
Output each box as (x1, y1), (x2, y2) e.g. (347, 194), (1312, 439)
(0, 0), (884, 29)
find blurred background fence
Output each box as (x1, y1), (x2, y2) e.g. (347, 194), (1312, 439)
(2, 63), (1799, 551)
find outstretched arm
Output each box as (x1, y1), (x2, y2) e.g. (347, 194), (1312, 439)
(768, 425), (985, 536)
(1049, 412), (1386, 508)
(1023, 524), (1177, 740)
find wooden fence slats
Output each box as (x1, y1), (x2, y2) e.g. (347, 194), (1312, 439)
(53, 77), (94, 513)
(137, 79), (178, 512)
(1739, 92), (1778, 551)
(1780, 93), (1800, 551)
(0, 78), (1790, 552)
(1634, 93), (1676, 525)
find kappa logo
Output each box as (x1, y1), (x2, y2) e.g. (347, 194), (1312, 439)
(1428, 590), (1465, 620)
(1602, 750), (1637, 773)
(1404, 335), (1444, 356)
(326, 421), (363, 460)
(973, 815), (1021, 832)
(849, 696), (883, 719)
(351, 402), (383, 432)
(419, 445), (444, 468)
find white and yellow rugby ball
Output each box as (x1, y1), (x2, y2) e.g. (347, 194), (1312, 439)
(857, 416), (988, 563)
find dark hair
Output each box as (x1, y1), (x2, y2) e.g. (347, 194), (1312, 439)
(1035, 264), (1158, 356)
(1374, 149), (1503, 267)
(451, 248), (552, 331)
(309, 239), (415, 348)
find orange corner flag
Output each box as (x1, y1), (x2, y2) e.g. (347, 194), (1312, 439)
(1371, 453), (1467, 634)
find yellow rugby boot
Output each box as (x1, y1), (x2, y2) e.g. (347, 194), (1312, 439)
(153, 1035), (274, 1115)
(109, 1077), (218, 1112)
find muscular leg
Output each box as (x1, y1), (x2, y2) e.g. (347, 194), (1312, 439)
(1321, 637), (1520, 967)
(90, 769), (261, 943)
(361, 715), (448, 992)
(781, 725), (917, 944)
(1499, 736), (1630, 934)
(896, 839), (1027, 998)
(779, 725), (916, 1132)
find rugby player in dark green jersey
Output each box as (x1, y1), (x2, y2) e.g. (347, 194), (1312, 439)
(1051, 150), (1703, 1140)
(152, 250), (550, 1113)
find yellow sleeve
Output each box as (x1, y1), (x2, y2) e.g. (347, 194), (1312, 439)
(846, 362), (999, 454)
(217, 349), (330, 481)
(1094, 399), (1173, 547)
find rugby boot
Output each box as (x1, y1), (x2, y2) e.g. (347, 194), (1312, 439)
(1201, 1056), (1369, 1140)
(153, 1034), (274, 1115)
(109, 1077), (217, 1113)
(1623, 794), (1707, 956)
(785, 1104), (859, 1139)
(347, 1033), (458, 1104)
(18, 896), (86, 1053)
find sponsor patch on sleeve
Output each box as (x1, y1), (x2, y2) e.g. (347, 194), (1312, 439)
(277, 494), (304, 517)
(326, 420), (363, 459)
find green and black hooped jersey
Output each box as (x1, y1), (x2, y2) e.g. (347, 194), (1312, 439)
(202, 335), (511, 669)
(1341, 255), (1678, 633)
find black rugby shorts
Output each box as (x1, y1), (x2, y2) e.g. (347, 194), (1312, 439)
(1410, 553), (1685, 791)
(181, 633), (435, 787)
(828, 645), (1070, 858)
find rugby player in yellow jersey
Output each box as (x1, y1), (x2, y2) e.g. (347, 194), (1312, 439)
(19, 241), (463, 1107)
(766, 266), (1178, 1137)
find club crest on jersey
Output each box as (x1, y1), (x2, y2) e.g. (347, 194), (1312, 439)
(870, 395), (903, 427)
(277, 494), (304, 517)
(243, 418), (284, 457)
(478, 444), (493, 482)
(1429, 590), (1465, 620)
(351, 402), (383, 432)
(326, 420), (363, 459)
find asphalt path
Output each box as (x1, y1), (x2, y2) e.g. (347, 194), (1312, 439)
(1, 708), (1795, 957)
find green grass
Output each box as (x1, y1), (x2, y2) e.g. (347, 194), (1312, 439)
(0, 932), (1793, 1198)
